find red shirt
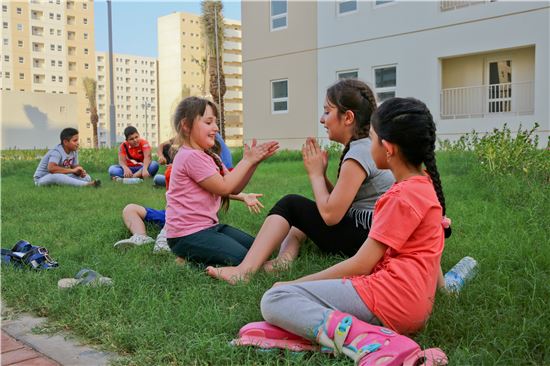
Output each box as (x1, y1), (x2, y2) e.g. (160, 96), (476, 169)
(351, 175), (444, 334)
(119, 139), (151, 167)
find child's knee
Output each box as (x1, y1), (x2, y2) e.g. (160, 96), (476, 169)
(260, 287), (290, 323)
(123, 204), (144, 218)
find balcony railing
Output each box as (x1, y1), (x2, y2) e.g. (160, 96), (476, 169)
(440, 81), (534, 119)
(440, 0), (493, 12)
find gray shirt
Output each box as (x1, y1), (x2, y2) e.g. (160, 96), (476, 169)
(34, 144), (79, 179)
(344, 137), (394, 221)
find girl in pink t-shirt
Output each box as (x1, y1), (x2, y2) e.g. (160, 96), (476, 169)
(165, 97), (278, 266)
(257, 97), (452, 364)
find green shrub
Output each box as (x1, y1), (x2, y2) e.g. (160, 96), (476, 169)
(439, 123), (549, 182)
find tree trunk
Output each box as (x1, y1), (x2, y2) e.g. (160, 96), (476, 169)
(209, 55), (226, 139)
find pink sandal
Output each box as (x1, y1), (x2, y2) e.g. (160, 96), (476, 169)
(231, 321), (318, 352)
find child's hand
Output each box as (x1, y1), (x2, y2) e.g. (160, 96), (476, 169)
(73, 166), (84, 176)
(158, 156), (167, 165)
(123, 167), (133, 178)
(80, 168), (87, 177)
(244, 139), (279, 164)
(242, 193), (264, 214)
(302, 138), (327, 177)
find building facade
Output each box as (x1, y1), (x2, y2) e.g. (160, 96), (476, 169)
(95, 52), (158, 146)
(242, 1), (549, 149)
(157, 12), (243, 146)
(1, 0), (97, 147)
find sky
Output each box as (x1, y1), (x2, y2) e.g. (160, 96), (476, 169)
(94, 1), (241, 58)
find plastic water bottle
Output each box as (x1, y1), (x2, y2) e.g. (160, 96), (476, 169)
(444, 256), (478, 293)
(114, 177), (143, 185)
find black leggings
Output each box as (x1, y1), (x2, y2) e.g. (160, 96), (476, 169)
(268, 194), (370, 257)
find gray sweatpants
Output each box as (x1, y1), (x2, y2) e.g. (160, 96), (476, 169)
(34, 173), (92, 187)
(260, 279), (381, 341)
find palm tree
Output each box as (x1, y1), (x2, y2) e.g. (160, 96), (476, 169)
(82, 77), (99, 148)
(201, 0), (226, 139)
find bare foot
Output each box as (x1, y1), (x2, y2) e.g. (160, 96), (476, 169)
(205, 265), (250, 285)
(262, 257), (292, 273)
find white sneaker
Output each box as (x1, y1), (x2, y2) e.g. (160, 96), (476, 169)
(153, 227), (170, 253)
(114, 234), (155, 249)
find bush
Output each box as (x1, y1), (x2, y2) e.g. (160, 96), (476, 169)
(439, 123), (549, 182)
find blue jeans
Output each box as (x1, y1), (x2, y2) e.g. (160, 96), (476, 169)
(167, 224), (254, 266)
(108, 161), (159, 178)
(153, 174), (166, 187)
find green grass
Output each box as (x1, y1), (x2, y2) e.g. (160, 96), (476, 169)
(1, 149), (549, 365)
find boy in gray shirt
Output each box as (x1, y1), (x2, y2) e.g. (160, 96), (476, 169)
(34, 128), (100, 187)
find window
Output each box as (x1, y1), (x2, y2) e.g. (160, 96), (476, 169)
(3, 22), (7, 29)
(18, 40), (23, 47)
(3, 38), (8, 46)
(50, 44), (55, 51)
(52, 75), (56, 81)
(83, 2), (87, 9)
(19, 73), (24, 80)
(50, 28), (54, 35)
(2, 5), (6, 12)
(5, 72), (10, 78)
(488, 60), (512, 113)
(49, 12), (54, 19)
(18, 56), (24, 63)
(56, 14), (61, 21)
(83, 18), (88, 25)
(4, 55), (8, 62)
(375, 0), (394, 5)
(337, 69), (358, 80)
(84, 63), (89, 69)
(57, 29), (61, 36)
(17, 23), (23, 31)
(271, 79), (288, 113)
(338, 0), (357, 14)
(16, 7), (22, 14)
(83, 32), (88, 40)
(58, 60), (62, 67)
(59, 76), (63, 82)
(270, 0), (287, 31)
(84, 48), (88, 55)
(51, 60), (55, 66)
(57, 45), (62, 51)
(373, 65), (397, 103)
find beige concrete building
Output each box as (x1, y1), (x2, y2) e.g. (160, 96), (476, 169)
(242, 1), (548, 149)
(95, 52), (158, 147)
(157, 12), (243, 146)
(1, 0), (97, 147)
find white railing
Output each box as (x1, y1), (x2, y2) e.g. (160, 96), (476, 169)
(440, 0), (493, 12)
(440, 81), (534, 119)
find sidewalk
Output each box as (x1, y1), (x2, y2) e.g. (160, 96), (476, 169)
(1, 331), (59, 366)
(1, 302), (116, 366)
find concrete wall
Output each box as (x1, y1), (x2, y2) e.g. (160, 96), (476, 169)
(1, 89), (77, 149)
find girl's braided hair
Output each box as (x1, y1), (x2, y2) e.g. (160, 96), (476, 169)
(173, 96), (229, 211)
(325, 79), (377, 177)
(371, 97), (451, 238)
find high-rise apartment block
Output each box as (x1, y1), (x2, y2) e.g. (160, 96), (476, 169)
(157, 12), (243, 146)
(95, 52), (158, 146)
(1, 0), (96, 147)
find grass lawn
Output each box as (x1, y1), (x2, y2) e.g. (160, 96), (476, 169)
(1, 149), (549, 365)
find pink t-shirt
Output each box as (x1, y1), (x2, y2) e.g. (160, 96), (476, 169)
(165, 146), (223, 238)
(351, 175), (444, 334)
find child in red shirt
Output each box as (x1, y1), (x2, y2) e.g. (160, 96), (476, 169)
(108, 126), (159, 179)
(259, 97), (452, 363)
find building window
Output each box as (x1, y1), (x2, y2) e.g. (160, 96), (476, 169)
(2, 5), (7, 12)
(18, 40), (23, 47)
(56, 13), (61, 21)
(374, 0), (395, 6)
(17, 23), (23, 31)
(4, 55), (8, 62)
(337, 69), (358, 80)
(3, 22), (8, 29)
(84, 63), (89, 69)
(18, 56), (24, 63)
(51, 60), (55, 67)
(50, 28), (54, 35)
(5, 72), (10, 78)
(83, 32), (88, 40)
(59, 76), (63, 82)
(19, 73), (24, 80)
(338, 0), (357, 14)
(373, 65), (397, 103)
(488, 59), (512, 113)
(49, 12), (54, 19)
(57, 45), (62, 51)
(3, 38), (8, 45)
(83, 18), (88, 25)
(57, 29), (61, 36)
(52, 75), (56, 81)
(83, 2), (87, 9)
(58, 60), (62, 67)
(84, 48), (88, 54)
(16, 7), (22, 14)
(50, 44), (55, 51)
(270, 0), (287, 31)
(271, 79), (288, 113)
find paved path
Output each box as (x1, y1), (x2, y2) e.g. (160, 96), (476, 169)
(1, 303), (116, 366)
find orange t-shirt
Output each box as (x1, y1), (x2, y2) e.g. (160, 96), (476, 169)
(119, 139), (151, 167)
(351, 175), (444, 334)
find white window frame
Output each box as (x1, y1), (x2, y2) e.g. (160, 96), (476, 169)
(337, 69), (359, 80)
(270, 0), (288, 32)
(373, 64), (397, 104)
(271, 78), (289, 114)
(337, 0), (358, 16)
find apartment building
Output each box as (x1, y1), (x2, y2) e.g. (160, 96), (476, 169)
(242, 1), (549, 149)
(157, 12), (243, 146)
(95, 52), (158, 146)
(1, 0), (97, 148)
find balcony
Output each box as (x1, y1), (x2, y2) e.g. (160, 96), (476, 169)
(440, 0), (494, 12)
(32, 42), (44, 52)
(67, 16), (75, 25)
(440, 81), (534, 119)
(32, 58), (45, 68)
(33, 74), (45, 84)
(31, 26), (44, 37)
(31, 11), (43, 21)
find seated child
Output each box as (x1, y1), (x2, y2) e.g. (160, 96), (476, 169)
(108, 126), (159, 179)
(34, 128), (100, 187)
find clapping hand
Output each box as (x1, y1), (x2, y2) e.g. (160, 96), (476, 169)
(244, 139), (279, 164)
(302, 138), (328, 177)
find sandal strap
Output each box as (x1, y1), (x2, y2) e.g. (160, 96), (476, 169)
(75, 269), (99, 285)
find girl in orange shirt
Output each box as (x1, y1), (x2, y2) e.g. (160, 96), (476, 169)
(256, 97), (452, 364)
